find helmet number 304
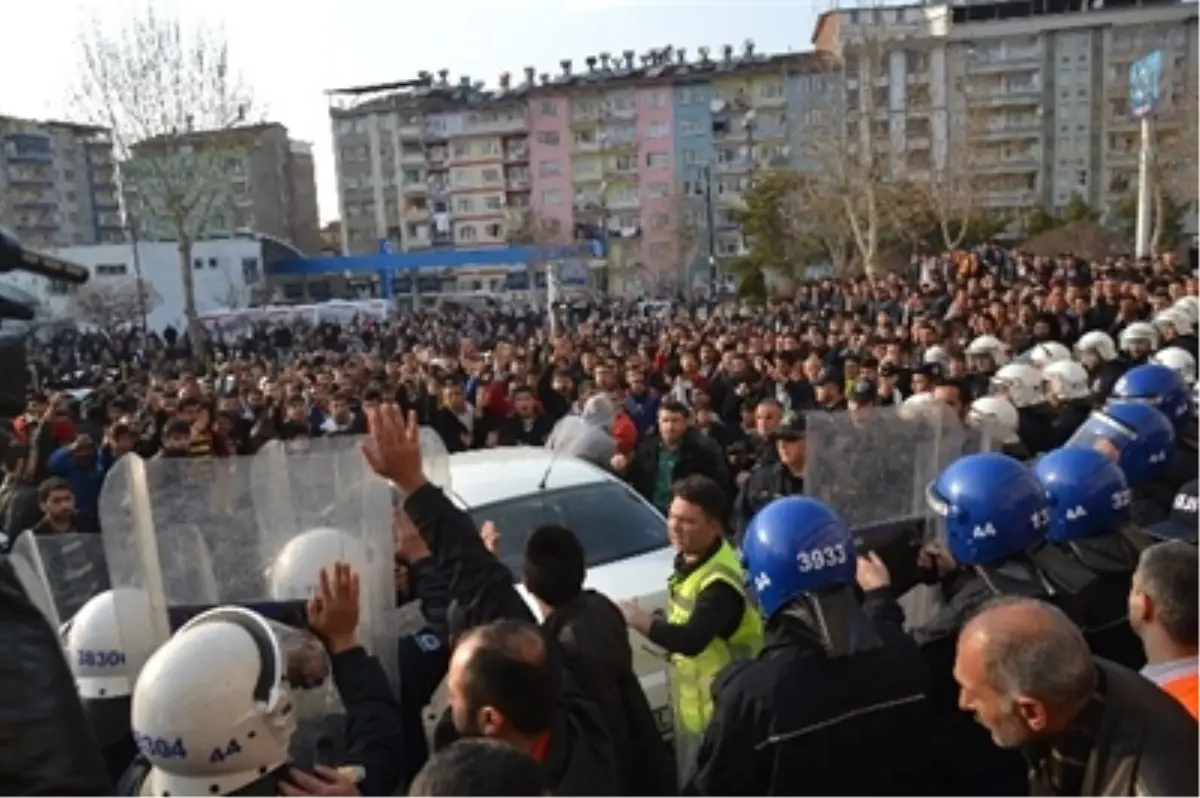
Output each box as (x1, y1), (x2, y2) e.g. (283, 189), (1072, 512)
(796, 544), (847, 573)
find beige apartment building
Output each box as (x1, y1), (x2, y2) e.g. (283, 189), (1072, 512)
(813, 0), (1199, 214)
(330, 74), (532, 255)
(127, 122), (321, 253)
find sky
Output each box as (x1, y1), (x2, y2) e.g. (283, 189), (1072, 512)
(5, 0), (840, 224)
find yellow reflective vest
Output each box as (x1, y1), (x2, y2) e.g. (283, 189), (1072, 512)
(665, 538), (764, 738)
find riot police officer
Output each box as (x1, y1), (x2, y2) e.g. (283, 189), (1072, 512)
(686, 496), (934, 796)
(1066, 401), (1178, 525)
(910, 452), (1059, 795)
(732, 418), (806, 543)
(1109, 363), (1198, 498)
(1032, 447), (1148, 669)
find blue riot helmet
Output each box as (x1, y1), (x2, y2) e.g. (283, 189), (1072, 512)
(1034, 447), (1132, 543)
(741, 496), (856, 619)
(1064, 403), (1175, 485)
(1109, 363), (1193, 427)
(926, 452), (1050, 567)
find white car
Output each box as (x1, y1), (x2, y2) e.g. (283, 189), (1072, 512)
(430, 447), (675, 733)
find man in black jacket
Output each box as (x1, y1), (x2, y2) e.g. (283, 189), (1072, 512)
(956, 596), (1198, 796)
(524, 524), (674, 796)
(614, 400), (729, 514)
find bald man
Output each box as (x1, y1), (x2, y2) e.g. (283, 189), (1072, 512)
(955, 597), (1197, 796)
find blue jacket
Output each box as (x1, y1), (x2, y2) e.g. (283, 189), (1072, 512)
(47, 448), (106, 526)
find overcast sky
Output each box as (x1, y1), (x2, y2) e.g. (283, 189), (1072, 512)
(5, 0), (832, 223)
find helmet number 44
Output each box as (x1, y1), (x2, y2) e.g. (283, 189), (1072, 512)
(796, 544), (847, 573)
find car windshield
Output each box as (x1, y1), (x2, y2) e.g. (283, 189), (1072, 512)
(467, 480), (668, 576)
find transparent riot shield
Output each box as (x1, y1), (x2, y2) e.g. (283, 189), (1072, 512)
(99, 447), (397, 699)
(546, 414), (616, 470)
(9, 532), (111, 624)
(7, 533), (63, 630)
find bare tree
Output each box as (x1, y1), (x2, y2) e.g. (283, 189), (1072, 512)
(71, 6), (257, 356)
(71, 278), (162, 330)
(803, 26), (903, 276)
(1150, 92), (1199, 251)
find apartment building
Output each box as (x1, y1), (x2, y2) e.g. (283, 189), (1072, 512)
(0, 116), (122, 250)
(812, 0), (1199, 214)
(126, 122), (321, 253)
(331, 75), (532, 256)
(330, 48), (822, 290)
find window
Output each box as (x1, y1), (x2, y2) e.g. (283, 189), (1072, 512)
(241, 257), (260, 283)
(452, 170), (472, 186)
(480, 140), (500, 156)
(680, 119), (704, 136)
(403, 169), (422, 184)
(95, 263), (127, 276)
(481, 168), (501, 184)
(536, 131), (560, 146)
(759, 81), (785, 99)
(542, 189), (563, 206)
(484, 196), (503, 211)
(485, 223), (503, 238)
(645, 152), (669, 168)
(646, 182), (669, 198)
(683, 149), (700, 165)
(538, 160), (562, 178)
(467, 482), (667, 576)
(572, 160), (599, 178)
(645, 121), (669, 139)
(458, 224), (477, 241)
(679, 88), (702, 105)
(539, 100), (558, 117)
(574, 129), (597, 145)
(452, 142), (470, 158)
(456, 197), (475, 213)
(615, 154), (637, 171)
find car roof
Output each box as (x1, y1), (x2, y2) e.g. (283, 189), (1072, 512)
(447, 448), (614, 509)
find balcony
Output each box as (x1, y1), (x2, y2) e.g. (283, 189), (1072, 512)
(398, 122), (423, 139)
(571, 108), (602, 126)
(974, 157), (1040, 174)
(604, 102), (637, 120)
(906, 135), (931, 150)
(7, 150), (53, 165)
(427, 182), (450, 197)
(572, 138), (601, 154)
(12, 198), (57, 210)
(968, 51), (1043, 74)
(507, 175), (531, 191)
(405, 207), (428, 223)
(426, 150), (448, 168)
(7, 165), (54, 185)
(974, 122), (1042, 141)
(402, 180), (427, 195)
(606, 194), (640, 211)
(431, 231), (454, 247)
(504, 143), (529, 162)
(463, 114), (526, 136)
(976, 188), (1037, 207)
(969, 87), (1043, 107)
(400, 149), (426, 165)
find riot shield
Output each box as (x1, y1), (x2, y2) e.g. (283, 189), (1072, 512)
(8, 533), (111, 630)
(546, 414), (616, 470)
(7, 533), (63, 630)
(99, 448), (397, 696)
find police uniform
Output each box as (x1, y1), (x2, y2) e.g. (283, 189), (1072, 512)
(732, 419), (806, 544)
(689, 497), (935, 796)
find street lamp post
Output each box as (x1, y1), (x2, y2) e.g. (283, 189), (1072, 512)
(702, 165), (718, 294)
(127, 211), (149, 332)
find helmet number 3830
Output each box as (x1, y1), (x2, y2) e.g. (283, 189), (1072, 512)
(796, 544), (848, 573)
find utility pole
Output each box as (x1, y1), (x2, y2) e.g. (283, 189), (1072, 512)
(127, 211), (148, 332)
(702, 164), (718, 295)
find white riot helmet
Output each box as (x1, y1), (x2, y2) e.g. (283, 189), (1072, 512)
(990, 363), (1045, 408)
(1173, 296), (1199, 326)
(1152, 348), (1198, 385)
(1042, 360), (1092, 402)
(267, 527), (368, 601)
(923, 346), (950, 368)
(1074, 331), (1118, 365)
(1155, 308), (1194, 338)
(131, 606), (303, 796)
(1025, 342), (1072, 370)
(964, 335), (1009, 370)
(968, 396), (1021, 444)
(63, 588), (157, 701)
(1119, 322), (1160, 356)
(899, 392), (936, 421)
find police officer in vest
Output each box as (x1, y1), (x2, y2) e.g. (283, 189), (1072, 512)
(686, 496), (935, 796)
(731, 417), (806, 544)
(1064, 401), (1178, 526)
(618, 474), (764, 783)
(908, 453), (1058, 795)
(1108, 363), (1198, 513)
(1031, 447), (1149, 670)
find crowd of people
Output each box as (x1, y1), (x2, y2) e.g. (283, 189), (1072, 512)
(0, 243), (1198, 796)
